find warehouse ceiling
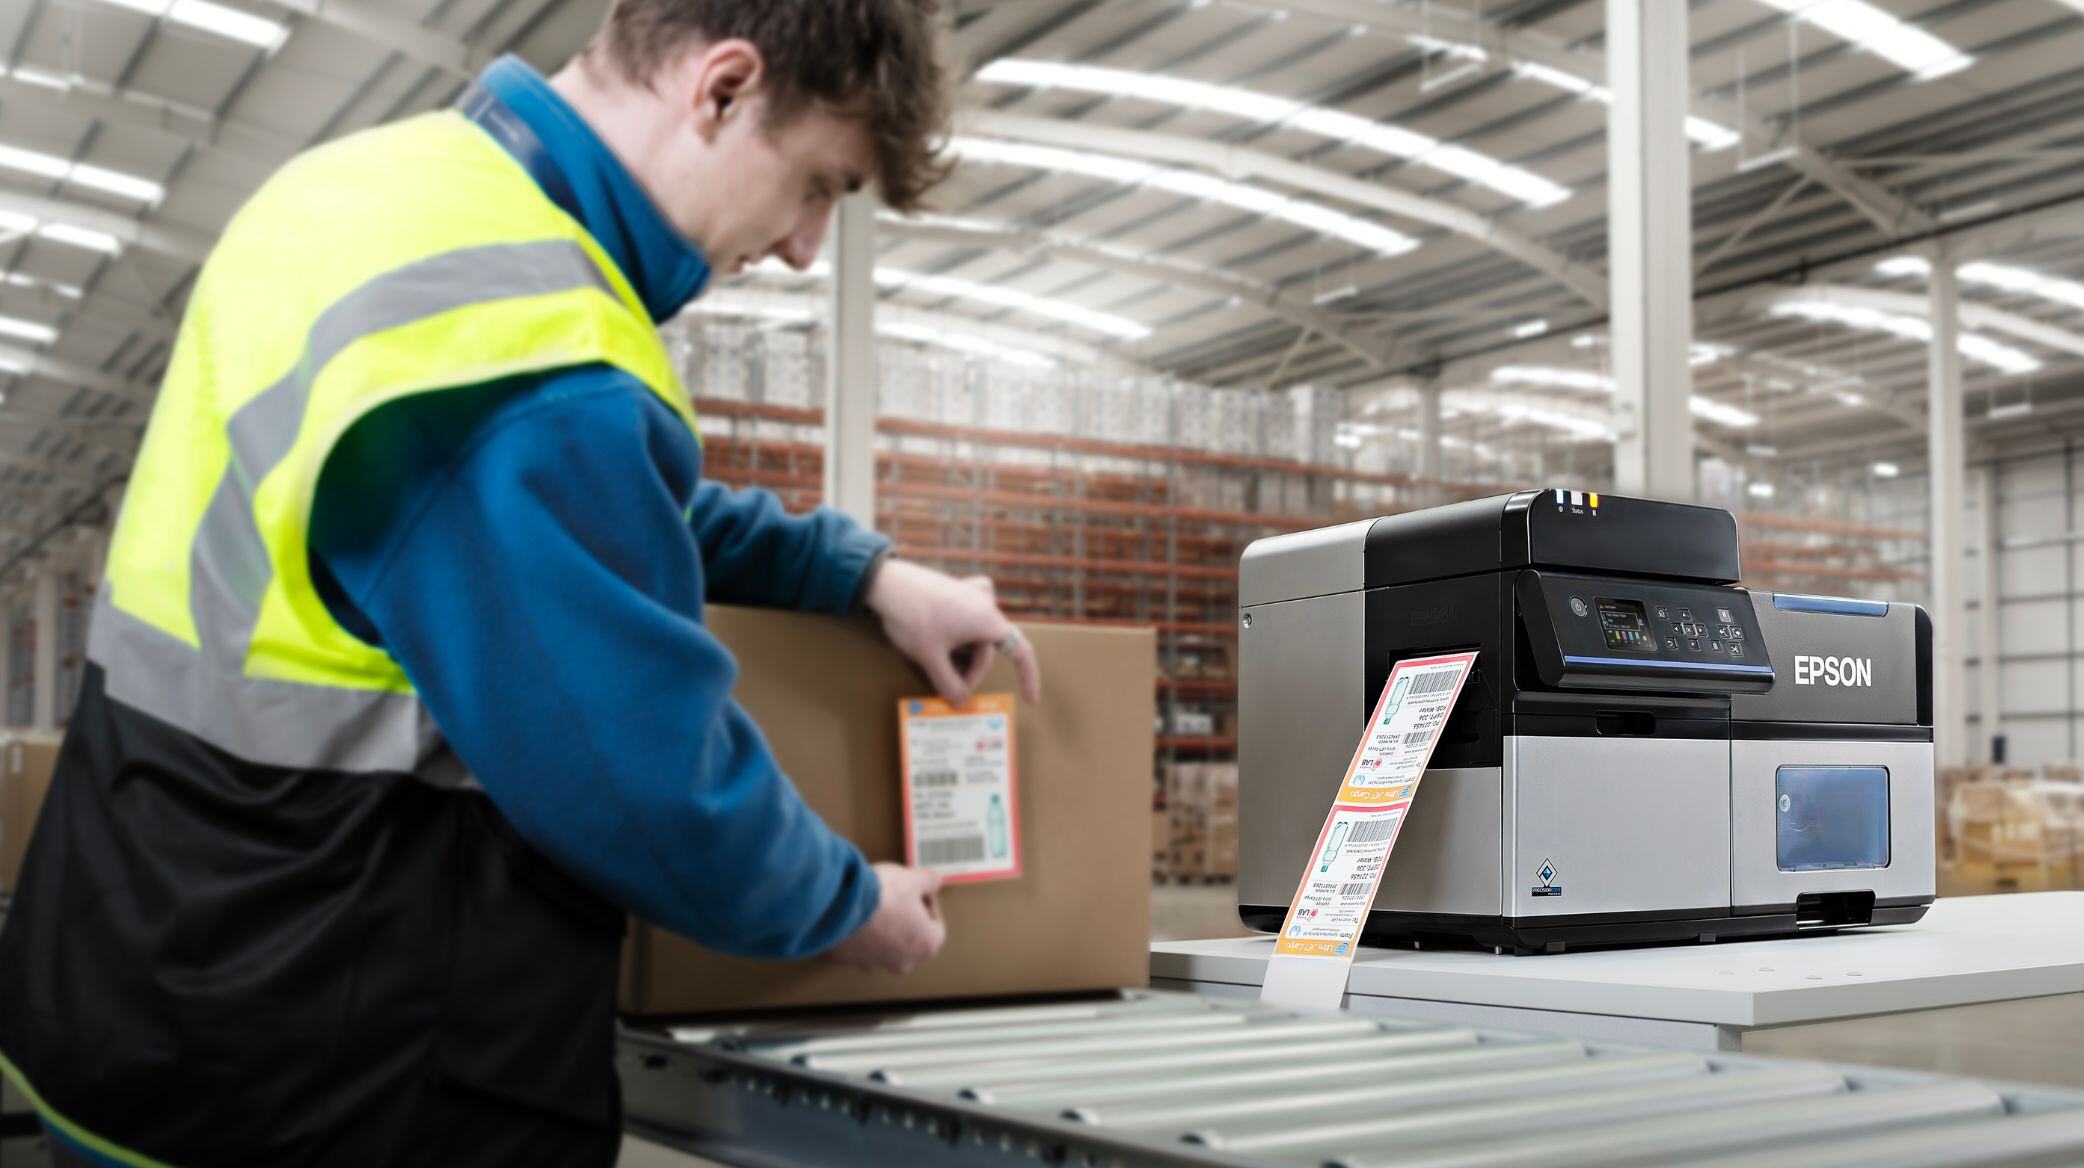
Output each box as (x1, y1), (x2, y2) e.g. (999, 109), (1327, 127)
(1, 0), (2084, 551)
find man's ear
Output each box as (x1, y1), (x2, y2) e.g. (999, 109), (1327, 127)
(684, 37), (765, 141)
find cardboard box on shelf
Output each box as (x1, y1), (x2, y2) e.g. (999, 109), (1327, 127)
(620, 607), (1156, 1016)
(0, 734), (63, 895)
(1167, 843), (1237, 881)
(1165, 762), (1238, 810)
(1160, 762), (1239, 881)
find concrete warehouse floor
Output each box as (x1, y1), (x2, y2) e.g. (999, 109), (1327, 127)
(3, 887), (2079, 1167)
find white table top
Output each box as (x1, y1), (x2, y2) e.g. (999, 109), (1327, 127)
(1150, 893), (2084, 1028)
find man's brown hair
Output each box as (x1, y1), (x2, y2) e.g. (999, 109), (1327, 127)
(586, 0), (953, 211)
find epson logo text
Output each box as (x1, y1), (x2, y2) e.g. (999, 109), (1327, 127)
(1794, 655), (1873, 687)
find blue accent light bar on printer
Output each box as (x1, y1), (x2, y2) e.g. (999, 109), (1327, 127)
(1772, 593), (1890, 617)
(1562, 655), (1777, 675)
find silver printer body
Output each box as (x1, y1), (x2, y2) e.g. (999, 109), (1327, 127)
(1238, 490), (1935, 953)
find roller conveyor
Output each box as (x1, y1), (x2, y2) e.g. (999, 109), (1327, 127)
(618, 989), (2084, 1167)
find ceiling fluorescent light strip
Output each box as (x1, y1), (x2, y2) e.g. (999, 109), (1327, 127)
(1877, 255), (2084, 315)
(1510, 61), (1740, 151)
(753, 256), (1152, 341)
(1768, 299), (2042, 375)
(0, 142), (162, 202)
(688, 298), (1060, 369)
(875, 268), (1150, 340)
(976, 59), (1572, 206)
(952, 136), (1419, 259)
(1488, 365), (1759, 426)
(0, 314), (59, 344)
(1754, 0), (1971, 80)
(91, 0), (286, 48)
(0, 210), (123, 254)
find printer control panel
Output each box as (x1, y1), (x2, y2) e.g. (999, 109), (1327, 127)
(1517, 570), (1775, 693)
(1643, 598), (1754, 661)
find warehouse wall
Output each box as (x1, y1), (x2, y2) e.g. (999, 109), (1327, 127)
(0, 525), (107, 733)
(1859, 439), (2084, 771)
(1972, 441), (2084, 768)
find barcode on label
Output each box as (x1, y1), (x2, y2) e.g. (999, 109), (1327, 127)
(1338, 881), (1374, 897)
(1401, 731), (1432, 748)
(918, 835), (986, 864)
(1407, 670), (1463, 696)
(1347, 818), (1399, 845)
(913, 770), (960, 788)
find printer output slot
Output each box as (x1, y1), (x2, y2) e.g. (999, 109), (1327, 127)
(1594, 711), (1657, 737)
(1795, 890), (1875, 928)
(1508, 691), (1727, 740)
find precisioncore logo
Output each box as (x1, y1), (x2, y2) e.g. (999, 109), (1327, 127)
(1794, 655), (1873, 687)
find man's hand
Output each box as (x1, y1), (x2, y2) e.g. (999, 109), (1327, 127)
(831, 862), (946, 974)
(865, 559), (1043, 705)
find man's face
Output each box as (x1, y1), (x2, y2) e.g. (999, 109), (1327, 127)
(686, 92), (876, 278)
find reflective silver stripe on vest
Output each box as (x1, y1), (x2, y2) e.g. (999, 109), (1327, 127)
(90, 592), (472, 782)
(94, 239), (618, 777)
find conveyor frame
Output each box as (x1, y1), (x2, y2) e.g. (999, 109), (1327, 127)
(618, 989), (2084, 1168)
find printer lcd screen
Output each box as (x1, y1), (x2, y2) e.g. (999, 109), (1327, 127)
(1776, 766), (1890, 871)
(1595, 598), (1654, 652)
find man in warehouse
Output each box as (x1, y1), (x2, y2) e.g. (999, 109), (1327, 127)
(0, 2), (1042, 1165)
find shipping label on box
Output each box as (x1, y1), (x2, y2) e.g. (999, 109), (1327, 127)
(899, 693), (1021, 884)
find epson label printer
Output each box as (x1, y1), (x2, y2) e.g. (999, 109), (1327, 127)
(1238, 489), (1935, 954)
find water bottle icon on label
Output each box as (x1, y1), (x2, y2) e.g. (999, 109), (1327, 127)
(987, 794), (1009, 859)
(1381, 676), (1411, 723)
(1319, 821), (1352, 872)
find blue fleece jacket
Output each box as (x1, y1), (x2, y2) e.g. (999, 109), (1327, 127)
(303, 57), (886, 959)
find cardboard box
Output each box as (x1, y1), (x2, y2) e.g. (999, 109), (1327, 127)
(0, 735), (62, 895)
(1166, 761), (1238, 810)
(620, 607), (1156, 1016)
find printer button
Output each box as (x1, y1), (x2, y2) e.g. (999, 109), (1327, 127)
(1685, 638), (1700, 652)
(1655, 606), (1671, 621)
(1664, 638), (1679, 651)
(1678, 609), (1694, 621)
(1730, 644), (1745, 658)
(1728, 627), (1744, 641)
(1708, 640), (1722, 652)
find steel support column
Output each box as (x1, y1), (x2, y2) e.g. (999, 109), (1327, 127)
(0, 587), (13, 730)
(1418, 383), (1444, 484)
(823, 194), (878, 528)
(1606, 0), (1696, 501)
(1976, 462), (2003, 762)
(1928, 250), (1968, 768)
(30, 568), (56, 731)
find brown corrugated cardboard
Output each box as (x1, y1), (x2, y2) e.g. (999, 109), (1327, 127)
(620, 607), (1156, 1016)
(0, 735), (62, 894)
(1159, 761), (1240, 880)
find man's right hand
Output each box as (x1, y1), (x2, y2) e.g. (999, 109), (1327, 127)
(831, 862), (946, 974)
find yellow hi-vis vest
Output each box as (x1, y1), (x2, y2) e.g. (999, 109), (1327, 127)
(92, 109), (699, 777)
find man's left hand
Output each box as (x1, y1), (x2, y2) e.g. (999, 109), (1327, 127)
(866, 559), (1042, 706)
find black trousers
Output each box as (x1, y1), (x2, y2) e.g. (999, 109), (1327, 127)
(44, 1127), (99, 1167)
(0, 667), (626, 1168)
